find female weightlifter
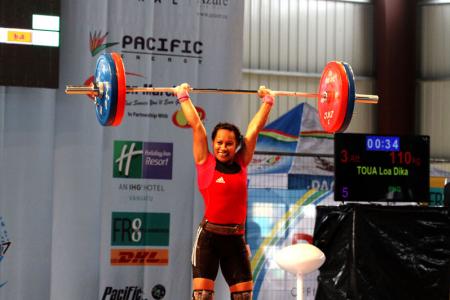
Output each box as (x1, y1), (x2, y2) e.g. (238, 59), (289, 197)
(174, 83), (275, 300)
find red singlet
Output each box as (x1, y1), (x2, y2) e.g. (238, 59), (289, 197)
(196, 153), (247, 225)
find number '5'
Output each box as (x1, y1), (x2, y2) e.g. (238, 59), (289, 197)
(342, 187), (349, 198)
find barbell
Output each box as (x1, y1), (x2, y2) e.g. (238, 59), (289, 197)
(65, 52), (379, 132)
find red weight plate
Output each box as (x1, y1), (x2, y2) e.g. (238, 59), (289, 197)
(110, 52), (126, 126)
(317, 61), (349, 133)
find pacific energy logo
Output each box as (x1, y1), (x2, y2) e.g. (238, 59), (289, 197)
(113, 141), (173, 179)
(111, 212), (170, 266)
(121, 34), (203, 64)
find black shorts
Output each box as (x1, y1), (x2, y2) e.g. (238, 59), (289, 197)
(191, 225), (252, 286)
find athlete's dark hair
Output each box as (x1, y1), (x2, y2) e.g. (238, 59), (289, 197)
(211, 122), (243, 146)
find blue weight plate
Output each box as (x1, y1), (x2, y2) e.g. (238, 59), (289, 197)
(94, 53), (119, 126)
(339, 61), (356, 132)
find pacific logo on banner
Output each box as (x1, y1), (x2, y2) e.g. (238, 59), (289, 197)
(110, 212), (170, 266)
(113, 140), (173, 179)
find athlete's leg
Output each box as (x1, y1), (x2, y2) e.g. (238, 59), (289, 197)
(192, 278), (215, 300)
(218, 235), (253, 299)
(192, 228), (219, 300)
(229, 281), (253, 299)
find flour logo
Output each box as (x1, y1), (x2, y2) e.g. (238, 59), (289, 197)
(114, 141), (143, 178)
(114, 141), (173, 180)
(90, 31), (119, 57)
(0, 217), (11, 289)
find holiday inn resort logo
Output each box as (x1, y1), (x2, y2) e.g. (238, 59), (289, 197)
(113, 141), (173, 180)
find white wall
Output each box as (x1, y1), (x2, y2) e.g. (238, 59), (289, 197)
(418, 3), (450, 158)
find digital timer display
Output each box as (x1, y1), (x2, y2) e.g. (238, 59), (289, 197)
(366, 135), (400, 151)
(334, 133), (430, 202)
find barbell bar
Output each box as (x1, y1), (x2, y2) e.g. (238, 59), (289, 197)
(65, 52), (379, 132)
(66, 86), (378, 104)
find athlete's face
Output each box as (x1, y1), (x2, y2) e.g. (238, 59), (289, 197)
(213, 129), (238, 163)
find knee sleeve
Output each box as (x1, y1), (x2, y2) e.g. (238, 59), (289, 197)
(192, 289), (214, 300)
(231, 290), (252, 300)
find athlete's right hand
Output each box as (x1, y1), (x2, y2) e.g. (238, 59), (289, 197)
(257, 85), (275, 105)
(174, 83), (191, 100)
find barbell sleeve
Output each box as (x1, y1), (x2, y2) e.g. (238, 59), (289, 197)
(65, 85), (99, 95)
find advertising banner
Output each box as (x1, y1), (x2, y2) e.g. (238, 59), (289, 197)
(93, 1), (245, 299)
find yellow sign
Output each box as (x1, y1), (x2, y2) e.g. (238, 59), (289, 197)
(7, 31), (32, 43)
(430, 176), (445, 188)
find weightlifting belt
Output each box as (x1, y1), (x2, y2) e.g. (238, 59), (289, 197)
(201, 219), (244, 235)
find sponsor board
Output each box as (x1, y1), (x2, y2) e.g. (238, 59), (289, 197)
(101, 286), (145, 300)
(111, 212), (170, 266)
(113, 141), (173, 180)
(101, 284), (166, 300)
(111, 249), (168, 266)
(111, 212), (170, 246)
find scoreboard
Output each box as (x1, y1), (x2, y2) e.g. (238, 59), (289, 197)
(0, 0), (60, 88)
(334, 133), (430, 202)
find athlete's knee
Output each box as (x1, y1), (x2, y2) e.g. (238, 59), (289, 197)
(230, 290), (252, 300)
(192, 289), (214, 300)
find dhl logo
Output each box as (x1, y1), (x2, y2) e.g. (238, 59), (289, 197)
(7, 31), (32, 43)
(110, 249), (168, 266)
